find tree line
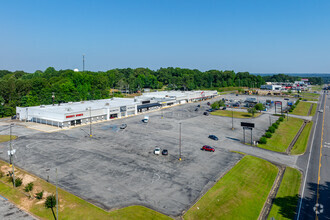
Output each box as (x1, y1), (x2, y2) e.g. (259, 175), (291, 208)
(0, 67), (322, 117)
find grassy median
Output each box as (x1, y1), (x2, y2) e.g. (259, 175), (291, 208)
(267, 168), (302, 220)
(258, 117), (303, 152)
(184, 156), (278, 220)
(290, 102), (314, 116)
(0, 160), (171, 220)
(211, 110), (261, 118)
(0, 135), (17, 142)
(291, 121), (313, 155)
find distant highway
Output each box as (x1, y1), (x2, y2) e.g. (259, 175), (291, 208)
(297, 91), (329, 220)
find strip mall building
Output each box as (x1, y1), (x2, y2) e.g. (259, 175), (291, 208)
(16, 90), (217, 128)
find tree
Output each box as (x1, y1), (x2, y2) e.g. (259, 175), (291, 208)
(247, 107), (257, 118)
(211, 102), (219, 110)
(255, 103), (264, 112)
(45, 194), (57, 220)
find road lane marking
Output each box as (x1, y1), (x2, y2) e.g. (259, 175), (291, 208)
(316, 93), (327, 218)
(297, 93), (324, 219)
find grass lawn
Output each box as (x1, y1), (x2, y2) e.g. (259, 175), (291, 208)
(310, 85), (323, 91)
(267, 168), (302, 220)
(0, 135), (18, 143)
(301, 92), (320, 99)
(0, 160), (171, 220)
(211, 110), (261, 118)
(290, 102), (313, 116)
(291, 121), (313, 155)
(184, 156), (278, 220)
(310, 104), (317, 116)
(258, 117), (304, 152)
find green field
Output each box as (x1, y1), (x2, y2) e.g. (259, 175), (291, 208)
(290, 102), (314, 116)
(258, 117), (303, 152)
(0, 135), (17, 142)
(184, 156), (278, 220)
(0, 160), (171, 220)
(211, 110), (261, 118)
(291, 121), (313, 155)
(267, 168), (302, 220)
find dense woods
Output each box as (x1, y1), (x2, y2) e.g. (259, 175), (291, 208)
(0, 67), (323, 117)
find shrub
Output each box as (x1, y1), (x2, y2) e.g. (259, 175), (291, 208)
(265, 132), (272, 138)
(25, 182), (34, 192)
(15, 177), (23, 187)
(275, 120), (280, 125)
(279, 117), (284, 122)
(289, 109), (293, 112)
(35, 191), (44, 200)
(259, 137), (267, 144)
(268, 126), (276, 133)
(272, 123), (278, 129)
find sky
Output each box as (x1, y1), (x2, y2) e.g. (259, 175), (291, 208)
(0, 0), (329, 73)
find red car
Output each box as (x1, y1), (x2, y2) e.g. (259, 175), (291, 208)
(201, 145), (215, 152)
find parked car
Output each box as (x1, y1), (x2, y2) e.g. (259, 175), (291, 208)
(222, 107), (227, 110)
(154, 147), (161, 155)
(208, 135), (218, 141)
(11, 115), (17, 120)
(207, 102), (210, 105)
(201, 145), (215, 152)
(207, 109), (214, 112)
(120, 124), (127, 129)
(195, 108), (199, 111)
(197, 104), (201, 107)
(162, 149), (168, 156)
(203, 112), (209, 116)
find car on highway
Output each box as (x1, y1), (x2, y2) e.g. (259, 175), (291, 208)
(162, 149), (168, 156)
(319, 109), (323, 113)
(120, 124), (127, 129)
(201, 145), (215, 152)
(154, 147), (161, 155)
(208, 135), (218, 141)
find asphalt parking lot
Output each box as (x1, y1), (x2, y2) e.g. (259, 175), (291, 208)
(0, 94), (291, 216)
(0, 197), (35, 220)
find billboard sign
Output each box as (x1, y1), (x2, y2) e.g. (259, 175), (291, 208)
(241, 122), (255, 128)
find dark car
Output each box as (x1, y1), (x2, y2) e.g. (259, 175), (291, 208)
(207, 109), (214, 112)
(120, 124), (127, 129)
(162, 149), (168, 155)
(197, 104), (201, 107)
(11, 115), (17, 120)
(222, 107), (227, 110)
(201, 145), (215, 152)
(207, 102), (211, 105)
(195, 108), (199, 111)
(203, 112), (209, 116)
(208, 135), (218, 141)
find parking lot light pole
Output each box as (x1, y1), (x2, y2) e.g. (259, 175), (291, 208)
(56, 168), (58, 220)
(231, 110), (234, 130)
(89, 107), (92, 137)
(179, 122), (182, 161)
(9, 123), (15, 187)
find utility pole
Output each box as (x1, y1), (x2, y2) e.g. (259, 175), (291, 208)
(232, 110), (234, 130)
(179, 122), (182, 161)
(56, 168), (58, 220)
(89, 107), (92, 137)
(83, 54), (85, 72)
(9, 123), (15, 187)
(269, 115), (271, 126)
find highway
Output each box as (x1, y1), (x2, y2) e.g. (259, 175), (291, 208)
(297, 91), (329, 220)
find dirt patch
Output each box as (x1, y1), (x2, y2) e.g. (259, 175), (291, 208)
(21, 174), (37, 186)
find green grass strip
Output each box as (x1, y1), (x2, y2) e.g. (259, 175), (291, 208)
(290, 102), (313, 116)
(310, 104), (317, 116)
(291, 121), (313, 155)
(267, 168), (302, 220)
(211, 110), (261, 118)
(184, 156), (278, 220)
(258, 117), (303, 152)
(0, 135), (18, 143)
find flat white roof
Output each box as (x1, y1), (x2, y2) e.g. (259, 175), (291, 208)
(24, 98), (138, 114)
